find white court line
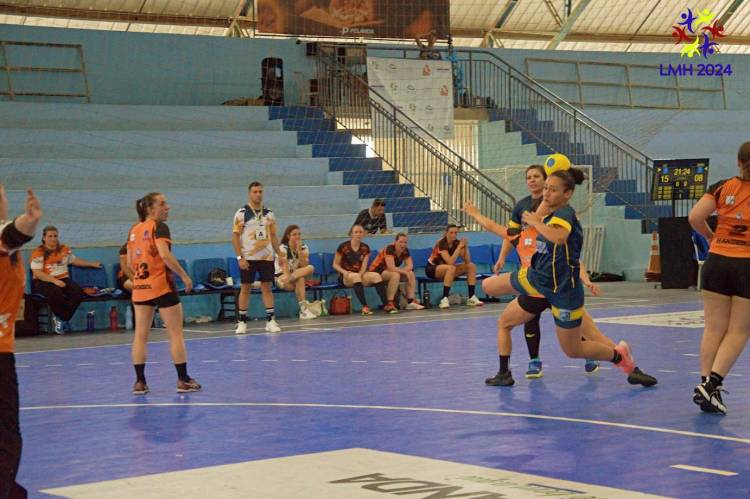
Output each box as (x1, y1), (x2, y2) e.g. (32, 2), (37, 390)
(411, 361), (428, 364)
(261, 359), (278, 362)
(321, 360), (337, 363)
(351, 360), (367, 363)
(683, 353), (699, 357)
(109, 362), (125, 365)
(291, 359), (308, 362)
(16, 301), (702, 356)
(202, 360), (218, 363)
(439, 362), (456, 365)
(16, 365), (30, 368)
(19, 401), (750, 445)
(670, 464), (738, 476)
(45, 364), (62, 367)
(658, 370), (677, 373)
(379, 360), (397, 364)
(76, 363), (94, 366)
(231, 359), (248, 362)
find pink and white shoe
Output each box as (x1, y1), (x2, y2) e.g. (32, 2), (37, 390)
(614, 341), (635, 375)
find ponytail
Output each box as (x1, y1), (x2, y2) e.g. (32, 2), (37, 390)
(550, 167), (585, 192)
(136, 192), (162, 222)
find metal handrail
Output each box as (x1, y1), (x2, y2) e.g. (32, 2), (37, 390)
(314, 45), (516, 229)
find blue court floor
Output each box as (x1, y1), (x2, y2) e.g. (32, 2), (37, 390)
(14, 290), (750, 498)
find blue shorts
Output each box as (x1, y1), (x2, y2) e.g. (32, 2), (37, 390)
(510, 267), (584, 329)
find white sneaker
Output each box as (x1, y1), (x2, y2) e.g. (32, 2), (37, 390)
(265, 319), (281, 333)
(438, 297), (450, 309)
(405, 301), (425, 310)
(467, 295), (485, 307)
(299, 309), (316, 320)
(235, 321), (247, 335)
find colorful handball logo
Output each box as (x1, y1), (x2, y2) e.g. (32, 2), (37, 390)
(672, 8), (725, 59)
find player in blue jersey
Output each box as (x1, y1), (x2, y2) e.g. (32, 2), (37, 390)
(465, 167), (657, 388)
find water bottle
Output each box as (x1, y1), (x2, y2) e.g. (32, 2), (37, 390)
(125, 306), (134, 330)
(109, 306), (119, 331)
(422, 289), (432, 309)
(153, 310), (163, 328)
(86, 311), (95, 332)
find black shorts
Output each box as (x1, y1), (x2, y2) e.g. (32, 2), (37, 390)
(701, 253), (750, 299)
(425, 263), (437, 279)
(517, 294), (550, 316)
(240, 260), (275, 284)
(134, 291), (181, 308)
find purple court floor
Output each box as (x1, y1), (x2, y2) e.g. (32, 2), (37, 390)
(14, 288), (750, 498)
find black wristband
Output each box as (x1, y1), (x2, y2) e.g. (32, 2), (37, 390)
(1, 218), (34, 250)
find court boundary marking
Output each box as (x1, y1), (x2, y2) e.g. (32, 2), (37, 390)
(16, 298), (694, 356)
(19, 401), (750, 445)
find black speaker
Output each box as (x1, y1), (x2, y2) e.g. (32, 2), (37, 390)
(261, 57), (284, 106)
(306, 41), (319, 56)
(658, 217), (698, 289)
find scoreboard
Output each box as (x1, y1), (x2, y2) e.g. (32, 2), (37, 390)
(651, 158), (710, 201)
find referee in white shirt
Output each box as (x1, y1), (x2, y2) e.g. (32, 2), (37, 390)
(232, 181), (285, 333)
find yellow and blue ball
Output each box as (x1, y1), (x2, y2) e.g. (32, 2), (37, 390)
(544, 153), (571, 177)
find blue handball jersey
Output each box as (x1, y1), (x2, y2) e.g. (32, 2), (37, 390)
(528, 205), (583, 293)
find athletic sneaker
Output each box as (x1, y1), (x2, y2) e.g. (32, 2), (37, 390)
(235, 321), (247, 335)
(694, 382), (727, 414)
(132, 381), (149, 395)
(53, 317), (65, 335)
(584, 359), (600, 373)
(265, 319), (281, 333)
(361, 306), (373, 316)
(405, 300), (425, 310)
(384, 302), (399, 314)
(299, 309), (317, 320)
(613, 340), (635, 375)
(438, 297), (450, 309)
(466, 295), (484, 307)
(525, 358), (543, 379)
(627, 367), (658, 387)
(485, 370), (515, 386)
(176, 378), (202, 393)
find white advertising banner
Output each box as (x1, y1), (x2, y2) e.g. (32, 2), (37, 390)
(367, 56), (455, 140)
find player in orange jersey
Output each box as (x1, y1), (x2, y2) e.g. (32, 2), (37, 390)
(127, 192), (200, 395)
(0, 183), (42, 499)
(690, 141), (750, 414)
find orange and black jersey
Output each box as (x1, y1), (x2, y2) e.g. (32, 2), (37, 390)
(429, 239), (460, 266)
(29, 244), (75, 279)
(705, 177), (750, 258)
(508, 195), (542, 268)
(0, 220), (34, 353)
(370, 244), (410, 273)
(336, 241), (370, 273)
(127, 220), (174, 302)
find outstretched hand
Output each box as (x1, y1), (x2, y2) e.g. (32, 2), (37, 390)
(0, 183), (7, 221)
(26, 188), (43, 222)
(462, 202), (481, 219)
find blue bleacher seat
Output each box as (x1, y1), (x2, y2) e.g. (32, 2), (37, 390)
(470, 244), (495, 277)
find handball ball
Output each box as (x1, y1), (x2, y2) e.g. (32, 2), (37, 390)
(544, 154), (571, 177)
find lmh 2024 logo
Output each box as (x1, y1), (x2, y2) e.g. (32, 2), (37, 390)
(660, 7), (731, 77)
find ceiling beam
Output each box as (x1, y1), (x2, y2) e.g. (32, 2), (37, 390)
(546, 0), (592, 49)
(542, 0), (564, 27)
(449, 28), (750, 46)
(0, 3), (240, 28)
(492, 0), (520, 30)
(718, 0), (746, 27)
